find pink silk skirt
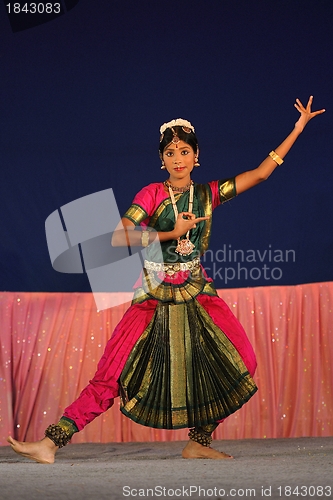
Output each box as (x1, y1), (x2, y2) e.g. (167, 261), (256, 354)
(63, 293), (257, 431)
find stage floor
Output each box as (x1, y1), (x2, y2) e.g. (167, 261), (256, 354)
(0, 437), (332, 499)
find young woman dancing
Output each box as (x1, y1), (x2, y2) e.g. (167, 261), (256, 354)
(8, 96), (325, 463)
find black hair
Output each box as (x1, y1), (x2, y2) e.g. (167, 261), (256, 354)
(159, 126), (199, 157)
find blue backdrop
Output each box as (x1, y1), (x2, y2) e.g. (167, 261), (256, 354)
(0, 0), (332, 291)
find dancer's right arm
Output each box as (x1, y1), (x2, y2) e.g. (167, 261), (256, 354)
(111, 213), (210, 247)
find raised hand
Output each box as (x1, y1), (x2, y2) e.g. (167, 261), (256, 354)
(294, 96), (325, 133)
(173, 212), (210, 238)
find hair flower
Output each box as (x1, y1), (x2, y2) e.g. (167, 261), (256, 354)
(160, 119), (195, 134)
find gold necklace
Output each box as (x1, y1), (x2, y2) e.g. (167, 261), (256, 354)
(168, 184), (195, 256)
(164, 180), (193, 193)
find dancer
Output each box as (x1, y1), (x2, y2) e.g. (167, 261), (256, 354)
(8, 97), (325, 463)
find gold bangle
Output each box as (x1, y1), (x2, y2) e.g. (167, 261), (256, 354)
(141, 230), (150, 247)
(269, 150), (284, 165)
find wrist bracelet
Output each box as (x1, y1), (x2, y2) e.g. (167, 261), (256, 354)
(141, 230), (150, 247)
(269, 150), (284, 165)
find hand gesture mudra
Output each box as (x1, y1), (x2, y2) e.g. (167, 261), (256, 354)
(173, 212), (210, 238)
(294, 96), (325, 133)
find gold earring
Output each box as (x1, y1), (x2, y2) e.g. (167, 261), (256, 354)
(161, 160), (166, 170)
(194, 157), (200, 167)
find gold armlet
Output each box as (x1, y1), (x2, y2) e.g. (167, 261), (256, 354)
(269, 150), (284, 166)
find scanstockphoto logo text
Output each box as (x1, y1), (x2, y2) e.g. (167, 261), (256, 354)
(165, 244), (296, 283)
(202, 244), (296, 283)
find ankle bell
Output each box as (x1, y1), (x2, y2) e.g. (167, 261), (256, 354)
(188, 428), (212, 447)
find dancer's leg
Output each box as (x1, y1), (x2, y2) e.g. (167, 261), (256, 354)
(7, 369), (117, 464)
(7, 436), (58, 464)
(7, 301), (157, 463)
(182, 423), (233, 460)
(7, 417), (77, 464)
(7, 355), (118, 464)
(62, 300), (157, 430)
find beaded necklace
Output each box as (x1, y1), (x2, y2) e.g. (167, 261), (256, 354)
(168, 183), (195, 256)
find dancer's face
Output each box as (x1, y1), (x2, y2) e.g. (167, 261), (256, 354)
(162, 140), (195, 182)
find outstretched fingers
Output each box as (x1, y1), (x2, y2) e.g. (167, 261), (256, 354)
(310, 107), (326, 117)
(294, 96), (325, 117)
(294, 95), (325, 132)
(306, 95), (313, 111)
(294, 98), (306, 113)
(194, 215), (210, 220)
(180, 213), (210, 223)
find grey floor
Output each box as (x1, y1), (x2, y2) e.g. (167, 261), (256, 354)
(0, 437), (332, 500)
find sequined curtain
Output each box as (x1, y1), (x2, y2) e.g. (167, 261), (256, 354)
(1, 283), (332, 446)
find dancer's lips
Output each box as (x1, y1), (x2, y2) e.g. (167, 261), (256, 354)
(174, 167), (186, 171)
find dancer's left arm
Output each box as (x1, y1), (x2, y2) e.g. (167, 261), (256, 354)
(235, 96), (325, 195)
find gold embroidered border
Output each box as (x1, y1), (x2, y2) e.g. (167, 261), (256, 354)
(57, 417), (78, 437)
(195, 184), (213, 255)
(132, 270), (218, 305)
(123, 204), (148, 225)
(139, 267), (206, 303)
(169, 303), (188, 427)
(219, 178), (236, 204)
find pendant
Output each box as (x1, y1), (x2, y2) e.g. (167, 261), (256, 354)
(175, 238), (195, 256)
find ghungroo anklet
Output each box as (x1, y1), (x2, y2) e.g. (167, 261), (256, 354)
(45, 424), (72, 448)
(188, 427), (212, 447)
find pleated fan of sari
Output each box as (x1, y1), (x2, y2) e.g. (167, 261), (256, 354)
(119, 300), (257, 429)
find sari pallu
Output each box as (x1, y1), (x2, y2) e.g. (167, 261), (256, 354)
(63, 179), (258, 431)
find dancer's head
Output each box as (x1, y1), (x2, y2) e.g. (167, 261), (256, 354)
(159, 119), (200, 181)
(159, 119), (198, 157)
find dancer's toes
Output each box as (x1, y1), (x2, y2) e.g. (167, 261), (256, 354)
(182, 440), (233, 460)
(7, 436), (57, 464)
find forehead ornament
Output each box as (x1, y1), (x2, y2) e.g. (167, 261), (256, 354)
(159, 119), (195, 143)
(171, 127), (180, 147)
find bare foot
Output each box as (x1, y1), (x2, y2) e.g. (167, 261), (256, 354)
(182, 439), (233, 459)
(7, 436), (58, 464)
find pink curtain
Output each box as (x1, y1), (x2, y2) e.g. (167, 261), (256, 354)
(1, 282), (332, 446)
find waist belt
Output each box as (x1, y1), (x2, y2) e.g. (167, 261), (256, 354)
(144, 257), (200, 277)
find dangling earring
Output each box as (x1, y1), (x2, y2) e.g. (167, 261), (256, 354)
(161, 160), (166, 170)
(194, 147), (200, 167)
